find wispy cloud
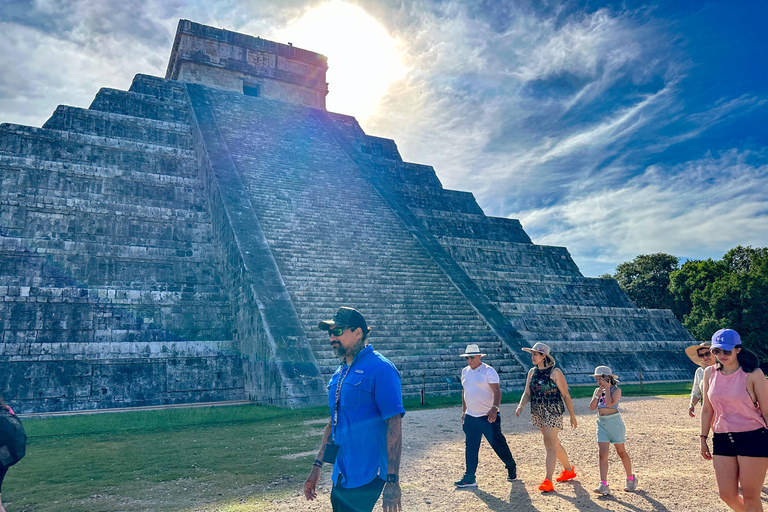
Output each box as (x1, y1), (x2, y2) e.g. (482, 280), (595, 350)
(0, 0), (765, 277)
(519, 149), (768, 275)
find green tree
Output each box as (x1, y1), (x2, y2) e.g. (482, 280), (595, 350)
(673, 246), (768, 363)
(668, 258), (726, 320)
(612, 253), (680, 310)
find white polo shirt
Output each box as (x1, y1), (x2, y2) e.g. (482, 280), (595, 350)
(462, 363), (500, 417)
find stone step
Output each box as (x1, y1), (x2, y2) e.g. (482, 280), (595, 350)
(496, 301), (676, 317)
(0, 250), (223, 287)
(128, 74), (188, 102)
(0, 176), (205, 212)
(90, 88), (190, 123)
(0, 128), (197, 178)
(517, 329), (688, 343)
(0, 154), (202, 185)
(1, 303), (232, 343)
(0, 270), (225, 293)
(1, 192), (211, 225)
(0, 124), (194, 159)
(0, 235), (217, 261)
(43, 106), (192, 149)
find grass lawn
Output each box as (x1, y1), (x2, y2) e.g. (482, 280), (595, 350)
(3, 382), (691, 511)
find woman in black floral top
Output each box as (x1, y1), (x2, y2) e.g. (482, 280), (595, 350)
(516, 343), (578, 492)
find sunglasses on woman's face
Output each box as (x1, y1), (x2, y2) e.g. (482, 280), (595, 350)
(697, 351), (712, 359)
(711, 348), (733, 356)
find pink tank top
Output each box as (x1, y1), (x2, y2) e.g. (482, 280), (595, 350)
(708, 367), (766, 433)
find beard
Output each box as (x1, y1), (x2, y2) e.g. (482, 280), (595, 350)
(334, 338), (366, 360)
(332, 343), (347, 358)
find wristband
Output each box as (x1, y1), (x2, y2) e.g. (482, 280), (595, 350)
(491, 405), (499, 410)
(313, 459), (323, 468)
(386, 473), (399, 483)
(699, 435), (708, 439)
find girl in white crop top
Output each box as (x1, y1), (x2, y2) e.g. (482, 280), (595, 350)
(588, 366), (637, 495)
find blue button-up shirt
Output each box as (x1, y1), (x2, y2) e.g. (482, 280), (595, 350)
(328, 344), (405, 488)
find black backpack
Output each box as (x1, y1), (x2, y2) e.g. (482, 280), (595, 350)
(0, 408), (26, 466)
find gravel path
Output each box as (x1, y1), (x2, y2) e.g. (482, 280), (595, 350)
(264, 395), (758, 512)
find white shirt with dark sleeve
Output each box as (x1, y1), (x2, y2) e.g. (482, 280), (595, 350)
(690, 366), (705, 400)
(462, 363), (499, 417)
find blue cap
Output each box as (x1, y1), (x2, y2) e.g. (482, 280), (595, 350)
(711, 329), (741, 351)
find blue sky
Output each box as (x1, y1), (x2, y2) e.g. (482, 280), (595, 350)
(1, 0), (766, 276)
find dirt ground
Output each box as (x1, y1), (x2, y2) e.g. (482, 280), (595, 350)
(261, 395), (764, 512)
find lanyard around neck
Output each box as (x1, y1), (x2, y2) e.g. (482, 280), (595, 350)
(332, 363), (353, 442)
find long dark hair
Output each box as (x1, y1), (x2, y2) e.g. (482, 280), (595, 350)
(715, 345), (760, 373)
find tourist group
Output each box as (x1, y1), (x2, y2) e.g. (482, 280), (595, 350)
(1, 307), (765, 512)
(302, 306), (768, 512)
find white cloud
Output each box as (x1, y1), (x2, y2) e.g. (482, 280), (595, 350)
(519, 150), (768, 276)
(366, 4), (679, 213)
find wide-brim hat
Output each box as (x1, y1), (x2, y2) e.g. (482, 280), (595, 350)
(460, 344), (486, 357)
(317, 306), (371, 334)
(592, 365), (619, 379)
(522, 342), (556, 366)
(685, 341), (713, 367)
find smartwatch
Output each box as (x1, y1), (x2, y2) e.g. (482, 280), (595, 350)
(386, 473), (399, 483)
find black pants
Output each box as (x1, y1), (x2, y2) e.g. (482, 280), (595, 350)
(331, 476), (386, 512)
(0, 464), (8, 492)
(463, 414), (516, 478)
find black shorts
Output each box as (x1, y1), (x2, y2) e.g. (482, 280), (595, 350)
(713, 428), (768, 457)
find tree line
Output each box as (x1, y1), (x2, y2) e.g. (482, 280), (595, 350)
(601, 246), (768, 362)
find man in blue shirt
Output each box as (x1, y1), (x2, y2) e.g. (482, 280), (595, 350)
(304, 307), (405, 512)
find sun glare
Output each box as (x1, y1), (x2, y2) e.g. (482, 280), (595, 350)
(270, 1), (406, 124)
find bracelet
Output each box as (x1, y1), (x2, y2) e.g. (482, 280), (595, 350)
(699, 435), (708, 439)
(491, 405), (499, 410)
(313, 459), (323, 468)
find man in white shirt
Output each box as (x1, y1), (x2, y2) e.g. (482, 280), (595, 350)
(455, 344), (517, 488)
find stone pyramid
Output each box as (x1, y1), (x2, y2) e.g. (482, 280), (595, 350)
(0, 20), (696, 413)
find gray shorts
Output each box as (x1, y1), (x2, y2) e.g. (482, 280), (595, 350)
(596, 413), (626, 444)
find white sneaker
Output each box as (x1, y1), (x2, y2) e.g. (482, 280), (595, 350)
(624, 475), (638, 492)
(593, 481), (611, 495)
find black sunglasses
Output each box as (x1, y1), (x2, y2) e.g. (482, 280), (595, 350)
(465, 356), (477, 360)
(697, 351), (712, 358)
(711, 348), (733, 356)
(328, 326), (348, 337)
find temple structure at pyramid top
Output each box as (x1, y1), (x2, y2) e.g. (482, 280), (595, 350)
(0, 20), (696, 413)
(166, 20), (329, 109)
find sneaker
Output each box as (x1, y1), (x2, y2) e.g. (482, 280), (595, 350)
(454, 476), (477, 488)
(507, 467), (517, 482)
(538, 479), (554, 492)
(624, 474), (638, 492)
(593, 481), (611, 495)
(555, 466), (577, 482)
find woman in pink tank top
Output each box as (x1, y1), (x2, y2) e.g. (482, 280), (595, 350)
(701, 329), (768, 512)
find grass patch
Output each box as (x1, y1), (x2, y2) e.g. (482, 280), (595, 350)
(5, 382), (690, 511)
(6, 405), (329, 512)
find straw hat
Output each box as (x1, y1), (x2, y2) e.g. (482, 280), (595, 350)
(460, 344), (486, 357)
(684, 341), (713, 367)
(591, 365), (618, 380)
(522, 342), (556, 366)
